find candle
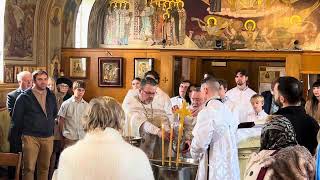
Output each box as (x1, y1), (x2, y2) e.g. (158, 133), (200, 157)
(161, 124), (165, 166)
(168, 124), (173, 166)
(128, 118), (132, 140)
(176, 123), (182, 167)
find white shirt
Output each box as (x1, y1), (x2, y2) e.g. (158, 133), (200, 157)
(246, 110), (268, 124)
(170, 96), (184, 108)
(191, 99), (240, 180)
(222, 96), (240, 127)
(58, 96), (90, 140)
(226, 86), (256, 123)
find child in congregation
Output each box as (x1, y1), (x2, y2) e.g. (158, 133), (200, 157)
(58, 80), (90, 149)
(246, 94), (268, 124)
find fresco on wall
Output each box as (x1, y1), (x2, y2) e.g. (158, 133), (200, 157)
(188, 0), (320, 50)
(4, 0), (37, 60)
(103, 0), (189, 47)
(101, 0), (320, 50)
(63, 0), (80, 47)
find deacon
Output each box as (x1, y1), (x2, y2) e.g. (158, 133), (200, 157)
(191, 77), (240, 180)
(226, 69), (256, 123)
(125, 77), (170, 159)
(184, 87), (205, 142)
(182, 87), (205, 158)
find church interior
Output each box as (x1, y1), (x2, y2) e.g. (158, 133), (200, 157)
(1, 0), (320, 179)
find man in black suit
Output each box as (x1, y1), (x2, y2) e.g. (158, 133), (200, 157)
(261, 79), (279, 114)
(6, 71), (32, 179)
(7, 71), (33, 116)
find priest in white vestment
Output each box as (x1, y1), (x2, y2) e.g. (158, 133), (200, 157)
(122, 71), (173, 120)
(226, 69), (256, 123)
(125, 78), (170, 159)
(191, 77), (240, 180)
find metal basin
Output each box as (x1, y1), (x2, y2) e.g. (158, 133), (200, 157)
(123, 136), (143, 147)
(150, 159), (198, 180)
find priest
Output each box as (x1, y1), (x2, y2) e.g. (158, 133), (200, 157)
(124, 77), (170, 159)
(122, 70), (173, 121)
(191, 77), (240, 180)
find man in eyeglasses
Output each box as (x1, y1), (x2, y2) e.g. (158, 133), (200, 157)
(124, 77), (171, 159)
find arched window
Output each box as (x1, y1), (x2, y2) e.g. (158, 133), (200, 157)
(0, 1), (6, 82)
(75, 0), (95, 48)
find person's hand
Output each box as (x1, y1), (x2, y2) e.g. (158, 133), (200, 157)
(157, 131), (170, 141)
(182, 140), (191, 153)
(172, 105), (179, 113)
(191, 107), (201, 117)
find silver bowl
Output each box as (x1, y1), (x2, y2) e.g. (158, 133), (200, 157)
(150, 159), (198, 180)
(123, 136), (143, 147)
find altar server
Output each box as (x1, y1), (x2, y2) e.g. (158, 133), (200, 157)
(191, 77), (240, 180)
(226, 69), (256, 123)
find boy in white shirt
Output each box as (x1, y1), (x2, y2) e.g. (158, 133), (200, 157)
(58, 80), (89, 149)
(246, 94), (268, 124)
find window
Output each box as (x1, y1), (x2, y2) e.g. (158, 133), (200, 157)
(0, 0), (6, 82)
(75, 0), (95, 48)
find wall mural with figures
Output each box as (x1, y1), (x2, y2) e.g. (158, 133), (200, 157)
(4, 0), (37, 60)
(100, 0), (320, 50)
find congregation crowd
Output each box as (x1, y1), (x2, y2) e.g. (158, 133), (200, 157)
(5, 68), (320, 180)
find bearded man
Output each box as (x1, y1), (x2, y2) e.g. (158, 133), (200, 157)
(226, 69), (256, 123)
(124, 77), (170, 159)
(273, 76), (319, 155)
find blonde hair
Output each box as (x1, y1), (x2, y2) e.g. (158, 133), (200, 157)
(250, 94), (264, 103)
(83, 96), (124, 132)
(48, 77), (58, 94)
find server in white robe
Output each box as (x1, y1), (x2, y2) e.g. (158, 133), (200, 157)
(226, 69), (256, 123)
(218, 79), (239, 126)
(191, 77), (240, 180)
(125, 78), (170, 159)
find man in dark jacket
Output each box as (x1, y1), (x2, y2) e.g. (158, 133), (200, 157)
(261, 78), (279, 114)
(274, 76), (319, 155)
(11, 70), (57, 180)
(7, 71), (32, 116)
(6, 71), (32, 179)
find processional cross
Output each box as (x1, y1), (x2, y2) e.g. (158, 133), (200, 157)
(173, 100), (191, 167)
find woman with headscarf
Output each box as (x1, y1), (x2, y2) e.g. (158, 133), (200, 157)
(244, 115), (315, 180)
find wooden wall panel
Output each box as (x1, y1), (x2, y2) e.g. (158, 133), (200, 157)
(60, 49), (320, 102)
(61, 49), (161, 102)
(202, 60), (285, 92)
(301, 53), (320, 74)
